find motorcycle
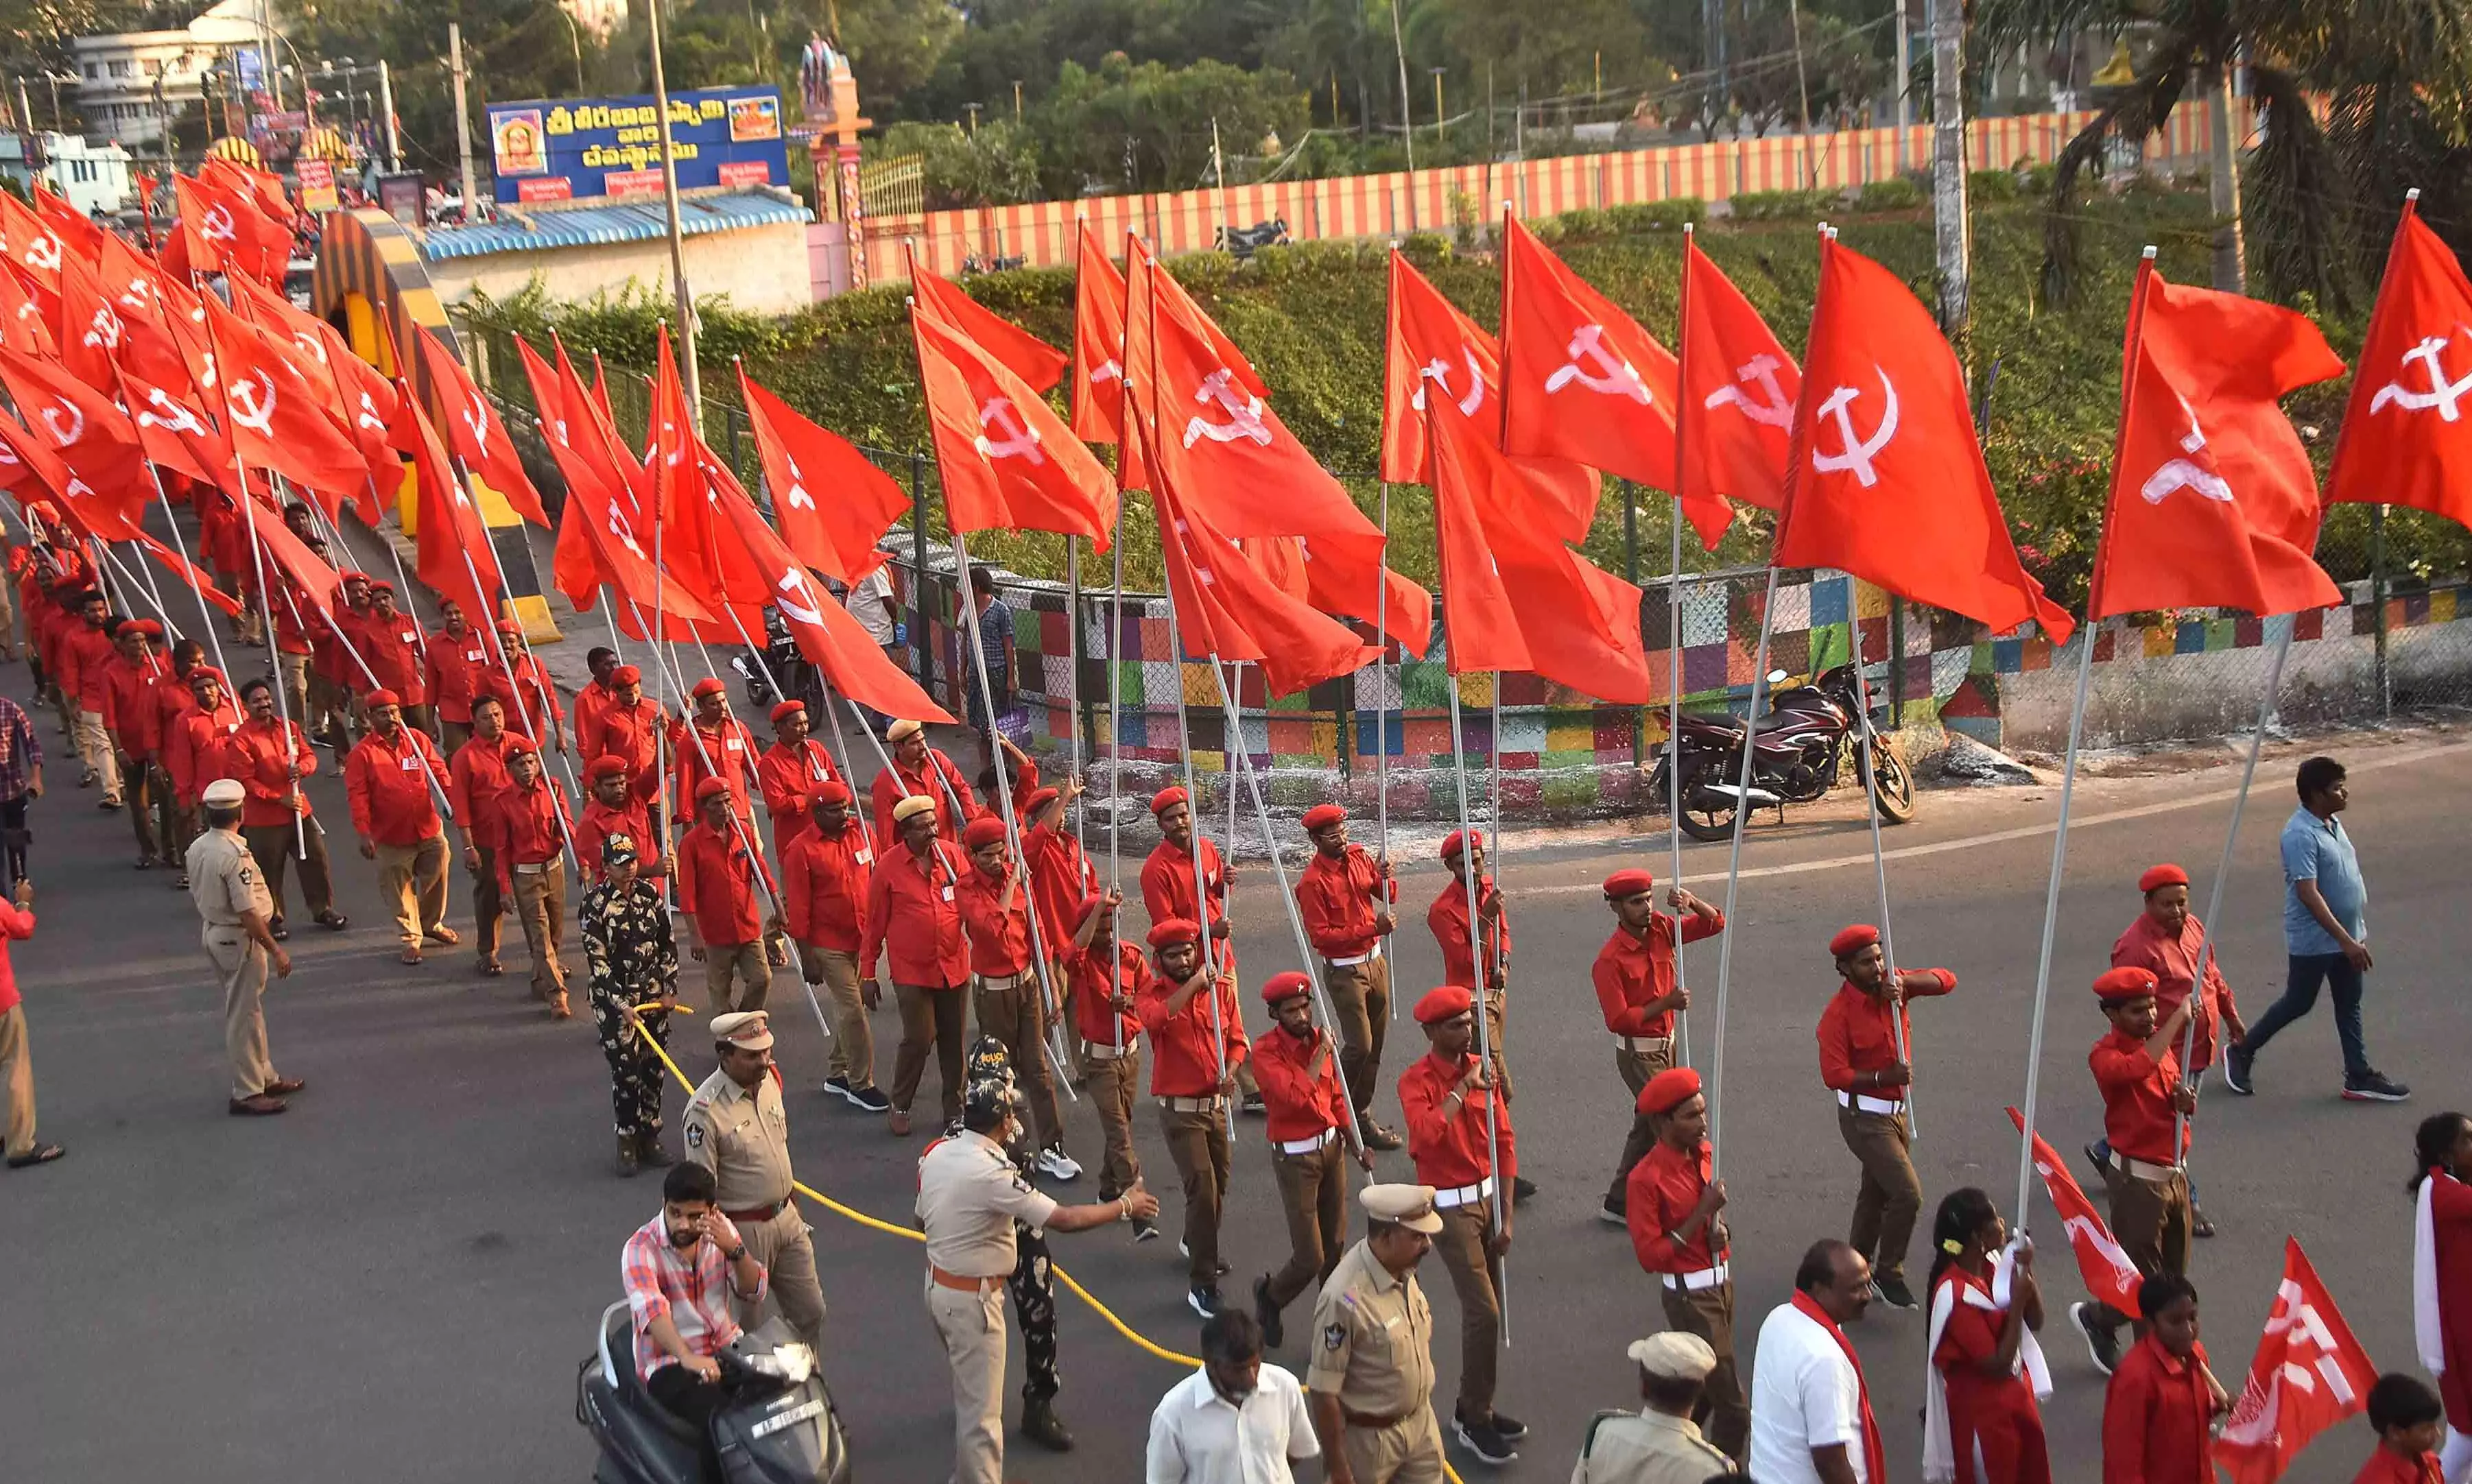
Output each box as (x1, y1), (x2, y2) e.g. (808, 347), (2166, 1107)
(1214, 218), (1292, 259)
(579, 1308), (853, 1484)
(1645, 661), (1917, 842)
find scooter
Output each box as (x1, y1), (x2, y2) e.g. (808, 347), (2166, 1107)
(1645, 661), (1916, 841)
(579, 1308), (853, 1484)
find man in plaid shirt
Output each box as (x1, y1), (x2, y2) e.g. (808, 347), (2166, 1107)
(0, 691), (42, 889)
(621, 1162), (770, 1456)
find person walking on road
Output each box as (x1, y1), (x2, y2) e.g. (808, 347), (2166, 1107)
(0, 688), (43, 891)
(1065, 889), (1152, 1237)
(1922, 1188), (2049, 1484)
(781, 782), (883, 1111)
(1568, 1332), (1735, 1484)
(0, 876), (61, 1167)
(187, 778), (297, 1116)
(228, 678), (345, 940)
(1816, 924), (1958, 1311)
(682, 1010), (825, 1355)
(2098, 1274), (2229, 1484)
(2069, 966), (2196, 1376)
(865, 793), (972, 1136)
(1624, 1066), (1748, 1459)
(1141, 916), (1250, 1319)
(1593, 870), (1724, 1224)
(676, 778), (781, 1015)
(1748, 1240), (1882, 1484)
(1252, 968), (1370, 1352)
(1145, 1310), (1322, 1483)
(1305, 1184), (1448, 1484)
(2408, 1112), (2472, 1482)
(954, 813), (1075, 1178)
(580, 831), (678, 1175)
(345, 691), (454, 965)
(2225, 756), (2410, 1103)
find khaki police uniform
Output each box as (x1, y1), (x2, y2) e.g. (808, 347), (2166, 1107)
(187, 822), (276, 1099)
(682, 1061), (824, 1350)
(1309, 1235), (1445, 1484)
(917, 1129), (1062, 1484)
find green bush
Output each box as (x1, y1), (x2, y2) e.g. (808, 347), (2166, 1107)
(1554, 207), (1613, 239)
(2021, 162), (2058, 195)
(1969, 168), (2021, 202)
(1855, 178), (1925, 213)
(1608, 198), (1705, 232)
(1398, 232), (1452, 267)
(1730, 188), (1836, 222)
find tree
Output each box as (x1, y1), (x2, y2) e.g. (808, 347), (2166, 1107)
(1028, 53), (1308, 196)
(875, 118), (1042, 209)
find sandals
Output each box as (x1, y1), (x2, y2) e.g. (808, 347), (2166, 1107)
(5, 1142), (64, 1168)
(2192, 1208), (2217, 1239)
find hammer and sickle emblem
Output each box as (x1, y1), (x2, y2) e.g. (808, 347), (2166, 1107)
(196, 350), (218, 392)
(462, 391), (492, 450)
(781, 454), (816, 510)
(117, 277), (155, 315)
(1089, 357), (1122, 386)
(1543, 323), (1653, 405)
(775, 566), (825, 625)
(1182, 368), (1273, 448)
(38, 398), (82, 446)
(292, 330), (327, 367)
(137, 387), (204, 435)
(1702, 354), (1794, 429)
(227, 374), (278, 435)
(356, 392), (387, 433)
(2139, 396), (2234, 505)
(2368, 330), (2472, 423)
(1808, 368), (1901, 487)
(1410, 347), (1484, 417)
(973, 397), (1045, 464)
(1172, 519), (1217, 586)
(606, 497), (649, 562)
(82, 302), (123, 352)
(200, 204), (237, 243)
(21, 232), (59, 274)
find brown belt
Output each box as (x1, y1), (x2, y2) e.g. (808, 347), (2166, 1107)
(724, 1198), (789, 1224)
(931, 1265), (1005, 1292)
(1344, 1406), (1412, 1429)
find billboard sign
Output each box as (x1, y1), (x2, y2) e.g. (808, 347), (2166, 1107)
(484, 86), (787, 204)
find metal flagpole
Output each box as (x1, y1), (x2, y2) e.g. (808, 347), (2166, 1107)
(1224, 660), (1243, 853)
(1704, 567), (1779, 1179)
(1445, 666), (1510, 1341)
(454, 540), (581, 869)
(1108, 499), (1128, 1057)
(240, 488), (311, 859)
(800, 667), (886, 861)
(147, 475), (231, 678)
(1846, 617), (1917, 1137)
(1161, 583), (1233, 1136)
(2013, 622), (2098, 1225)
(316, 603), (455, 821)
(1375, 481), (1394, 1021)
(101, 542), (178, 632)
(1067, 536), (1085, 850)
(1667, 494), (1692, 1068)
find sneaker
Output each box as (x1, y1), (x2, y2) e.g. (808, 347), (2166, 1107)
(1488, 1410), (1528, 1441)
(2343, 1070), (2412, 1103)
(1036, 1147), (1083, 1180)
(1187, 1284), (1221, 1318)
(824, 1074), (855, 1105)
(1598, 1197), (1628, 1226)
(1871, 1273), (1918, 1311)
(2221, 1043), (2255, 1095)
(1132, 1217), (1160, 1243)
(1511, 1175), (1536, 1205)
(1453, 1414), (1519, 1465)
(2071, 1301), (2119, 1376)
(849, 1086), (892, 1114)
(1254, 1273), (1284, 1350)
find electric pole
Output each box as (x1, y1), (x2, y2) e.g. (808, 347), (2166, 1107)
(646, 0), (702, 424)
(1928, 0), (1971, 350)
(449, 23), (477, 215)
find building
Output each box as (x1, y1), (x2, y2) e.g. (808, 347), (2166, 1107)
(71, 0), (270, 151)
(417, 187), (816, 317)
(0, 133), (135, 215)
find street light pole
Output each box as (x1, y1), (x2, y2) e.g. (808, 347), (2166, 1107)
(377, 59), (400, 171)
(645, 0), (703, 425)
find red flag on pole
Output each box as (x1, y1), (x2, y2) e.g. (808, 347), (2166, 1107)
(2215, 1240), (2379, 1484)
(2004, 1108), (2143, 1317)
(228, 274), (394, 516)
(1676, 231), (1798, 544)
(908, 254), (1069, 392)
(1146, 466), (1377, 697)
(413, 328), (550, 527)
(117, 357), (229, 489)
(1497, 211), (1680, 501)
(201, 155), (294, 224)
(2325, 195), (2472, 530)
(0, 261), (54, 356)
(0, 411), (141, 540)
(0, 345), (149, 509)
(737, 366), (908, 582)
(912, 296), (1116, 543)
(243, 496), (344, 631)
(173, 174), (289, 285)
(203, 294), (370, 503)
(1069, 220), (1128, 444)
(0, 190), (66, 300)
(2089, 257), (2345, 619)
(401, 390), (506, 624)
(547, 333), (643, 518)
(1775, 235), (2074, 643)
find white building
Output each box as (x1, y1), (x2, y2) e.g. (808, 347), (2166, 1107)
(71, 0), (271, 151)
(0, 134), (135, 215)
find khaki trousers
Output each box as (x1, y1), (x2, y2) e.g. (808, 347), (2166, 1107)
(1838, 1105), (1923, 1284)
(2094, 1165), (2192, 1332)
(703, 941), (770, 1014)
(375, 833), (449, 948)
(1265, 1136), (1349, 1307)
(1608, 1041), (1674, 1208)
(1342, 1409), (1446, 1484)
(1432, 1199), (1501, 1420)
(1160, 1103), (1231, 1285)
(1082, 1046), (1141, 1199)
(737, 1204), (825, 1352)
(0, 1003), (36, 1158)
(278, 652), (309, 727)
(972, 974), (1062, 1149)
(206, 924), (272, 1099)
(1323, 955), (1391, 1114)
(925, 1273), (1007, 1484)
(891, 983), (967, 1123)
(510, 861), (568, 998)
(243, 820), (333, 922)
(75, 708), (119, 799)
(1661, 1280), (1750, 1459)
(798, 944), (874, 1090)
(467, 844), (505, 959)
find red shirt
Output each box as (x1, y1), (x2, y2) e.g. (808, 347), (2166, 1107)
(1428, 875), (1510, 988)
(953, 864), (1034, 977)
(1248, 1022), (1349, 1144)
(2102, 1335), (2214, 1484)
(781, 824), (871, 954)
(424, 627), (493, 724)
(1142, 837), (1235, 968)
(869, 750), (978, 848)
(2353, 1449), (2446, 1484)
(1022, 820), (1094, 958)
(359, 611), (428, 704)
(62, 624), (115, 711)
(483, 652), (562, 739)
(0, 898), (34, 1016)
(224, 717), (318, 828)
(345, 726), (446, 845)
(672, 717), (761, 819)
(572, 679), (621, 755)
(1067, 940), (1146, 1046)
(756, 739), (841, 849)
(449, 732), (527, 842)
(576, 797), (664, 885)
(1296, 845), (1394, 960)
(861, 839), (971, 988)
(493, 776), (571, 867)
(1626, 1138), (1722, 1273)
(1399, 1050), (1517, 1188)
(1816, 971), (1958, 1092)
(271, 580), (314, 657)
(100, 653), (171, 757)
(169, 698), (243, 806)
(2091, 1028), (2190, 1166)
(1591, 911), (1726, 1038)
(2111, 911), (2238, 1070)
(675, 821), (772, 946)
(580, 697), (669, 783)
(1139, 962), (1247, 1098)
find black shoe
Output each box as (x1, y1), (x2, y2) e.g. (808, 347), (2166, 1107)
(2343, 1070), (2412, 1102)
(1132, 1217), (1160, 1243)
(849, 1085), (892, 1114)
(2071, 1301), (2119, 1376)
(1598, 1197), (1628, 1226)
(2222, 1043), (2255, 1095)
(315, 911), (349, 931)
(1488, 1410), (1528, 1441)
(269, 918), (289, 941)
(824, 1073), (854, 1105)
(2083, 1140), (2113, 1183)
(1453, 1413), (1519, 1465)
(1255, 1273), (1284, 1348)
(5, 1141), (64, 1168)
(1511, 1175), (1536, 1204)
(1021, 1396), (1075, 1452)
(1187, 1284), (1221, 1318)
(1872, 1273), (1918, 1310)
(1362, 1122), (1403, 1151)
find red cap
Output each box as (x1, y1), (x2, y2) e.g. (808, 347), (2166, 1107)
(1150, 786), (1188, 817)
(1023, 785), (1060, 816)
(1440, 830), (1470, 861)
(368, 578), (394, 593)
(2093, 966), (2161, 1002)
(1637, 1066), (1704, 1116)
(690, 677), (727, 700)
(340, 569), (370, 583)
(503, 737), (539, 758)
(962, 817), (1008, 850)
(1301, 803), (1346, 832)
(807, 780), (853, 807)
(364, 688), (401, 709)
(610, 665), (642, 685)
(130, 618), (165, 638)
(2138, 863), (2189, 894)
(25, 501), (56, 521)
(189, 666), (226, 686)
(586, 755), (631, 781)
(1075, 892), (1108, 928)
(1146, 918), (1200, 950)
(1829, 924), (1881, 959)
(1413, 984), (1475, 1024)
(770, 699), (806, 725)
(693, 776), (734, 802)
(1261, 970), (1313, 1006)
(1602, 868), (1654, 900)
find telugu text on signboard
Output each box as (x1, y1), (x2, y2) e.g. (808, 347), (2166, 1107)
(484, 86), (789, 204)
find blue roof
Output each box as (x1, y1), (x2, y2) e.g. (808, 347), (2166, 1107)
(420, 190), (811, 261)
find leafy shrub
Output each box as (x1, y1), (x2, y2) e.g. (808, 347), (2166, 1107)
(1608, 198), (1705, 232)
(1969, 168), (2022, 202)
(1554, 207), (1613, 239)
(1855, 177), (1925, 212)
(1730, 188), (1836, 222)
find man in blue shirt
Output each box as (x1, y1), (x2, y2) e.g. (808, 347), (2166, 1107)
(964, 566), (1016, 746)
(2224, 756), (2409, 1102)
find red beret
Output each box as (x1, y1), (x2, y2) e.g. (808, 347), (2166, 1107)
(1261, 970), (1314, 1006)
(1413, 984), (1475, 1024)
(1150, 786), (1188, 817)
(587, 755), (631, 780)
(130, 618), (165, 638)
(1440, 829), (1470, 861)
(1637, 1066), (1704, 1116)
(962, 816), (1009, 850)
(1602, 868), (1654, 900)
(807, 780), (853, 807)
(693, 776), (734, 802)
(497, 620), (523, 638)
(503, 737), (539, 758)
(189, 666), (226, 686)
(1147, 918), (1200, 951)
(340, 569), (370, 583)
(1075, 892), (1108, 928)
(610, 665), (642, 685)
(368, 578), (394, 593)
(1829, 924), (1881, 959)
(690, 677), (727, 700)
(1022, 786), (1060, 816)
(25, 501), (56, 521)
(364, 688), (401, 708)
(2093, 966), (2160, 1002)
(1301, 803), (1346, 832)
(2138, 863), (2189, 894)
(769, 699), (806, 724)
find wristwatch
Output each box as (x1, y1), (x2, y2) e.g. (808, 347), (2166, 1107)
(722, 1244), (748, 1262)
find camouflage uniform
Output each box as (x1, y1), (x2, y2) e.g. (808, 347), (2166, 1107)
(580, 874), (678, 1139)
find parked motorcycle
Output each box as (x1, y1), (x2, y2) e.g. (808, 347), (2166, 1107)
(1215, 218), (1292, 259)
(1645, 662), (1916, 841)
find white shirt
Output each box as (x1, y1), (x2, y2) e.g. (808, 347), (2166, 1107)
(1144, 1363), (1320, 1484)
(1748, 1301), (1868, 1484)
(848, 568), (896, 647)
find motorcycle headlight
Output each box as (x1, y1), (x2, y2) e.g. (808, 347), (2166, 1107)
(744, 1341), (816, 1385)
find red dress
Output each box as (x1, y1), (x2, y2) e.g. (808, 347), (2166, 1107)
(2429, 1171), (2472, 1430)
(1932, 1268), (2050, 1484)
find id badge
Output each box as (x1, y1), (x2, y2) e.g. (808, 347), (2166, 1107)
(940, 884), (955, 902)
(399, 755), (420, 772)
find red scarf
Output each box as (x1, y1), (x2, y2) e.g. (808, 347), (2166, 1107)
(1793, 1289), (1887, 1484)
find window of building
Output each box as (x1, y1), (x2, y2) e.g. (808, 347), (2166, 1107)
(82, 64), (97, 80)
(108, 59), (132, 77)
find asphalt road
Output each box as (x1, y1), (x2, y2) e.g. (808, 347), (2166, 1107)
(2, 669), (2462, 1484)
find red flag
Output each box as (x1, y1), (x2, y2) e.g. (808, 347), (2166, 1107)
(0, 190), (65, 299)
(1677, 232), (1798, 544)
(0, 261), (54, 356)
(117, 358), (229, 489)
(229, 274), (395, 512)
(136, 529), (241, 617)
(0, 411), (141, 540)
(2215, 1241), (2379, 1484)
(1426, 396), (1652, 700)
(546, 334), (642, 517)
(1383, 248), (1599, 543)
(202, 156), (293, 224)
(243, 497), (342, 632)
(174, 174), (289, 284)
(737, 366), (908, 582)
(2091, 259), (2345, 619)
(1149, 472), (1377, 697)
(2004, 1110), (2145, 1317)
(643, 323), (734, 608)
(1497, 213), (1680, 503)
(1775, 235), (2073, 643)
(2326, 195), (2472, 529)
(1069, 221), (1128, 444)
(203, 294), (372, 504)
(908, 254), (1069, 392)
(32, 186), (105, 267)
(65, 240), (194, 399)
(913, 296), (1115, 543)
(410, 328), (549, 527)
(0, 346), (148, 507)
(400, 390), (506, 623)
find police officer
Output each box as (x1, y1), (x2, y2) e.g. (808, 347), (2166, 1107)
(1571, 1332), (1735, 1484)
(579, 831), (678, 1177)
(1307, 1183), (1447, 1484)
(918, 1075), (1158, 1484)
(681, 1011), (824, 1353)
(187, 778), (297, 1116)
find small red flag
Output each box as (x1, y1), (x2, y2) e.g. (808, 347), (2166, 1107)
(0, 190), (66, 298)
(2215, 1240), (2378, 1484)
(0, 411), (140, 539)
(174, 174), (289, 285)
(2005, 1108), (2143, 1317)
(737, 366), (909, 582)
(2325, 195), (2472, 530)
(908, 254), (1069, 392)
(203, 295), (370, 507)
(1677, 232), (1798, 544)
(1497, 212), (1680, 505)
(1148, 468), (1377, 697)
(0, 345), (149, 509)
(401, 390), (506, 625)
(201, 156), (294, 224)
(2090, 258), (2344, 619)
(913, 295), (1115, 544)
(1069, 220), (1128, 445)
(413, 328), (550, 527)
(0, 261), (54, 357)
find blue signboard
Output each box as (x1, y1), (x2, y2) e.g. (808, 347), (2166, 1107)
(486, 86), (789, 205)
